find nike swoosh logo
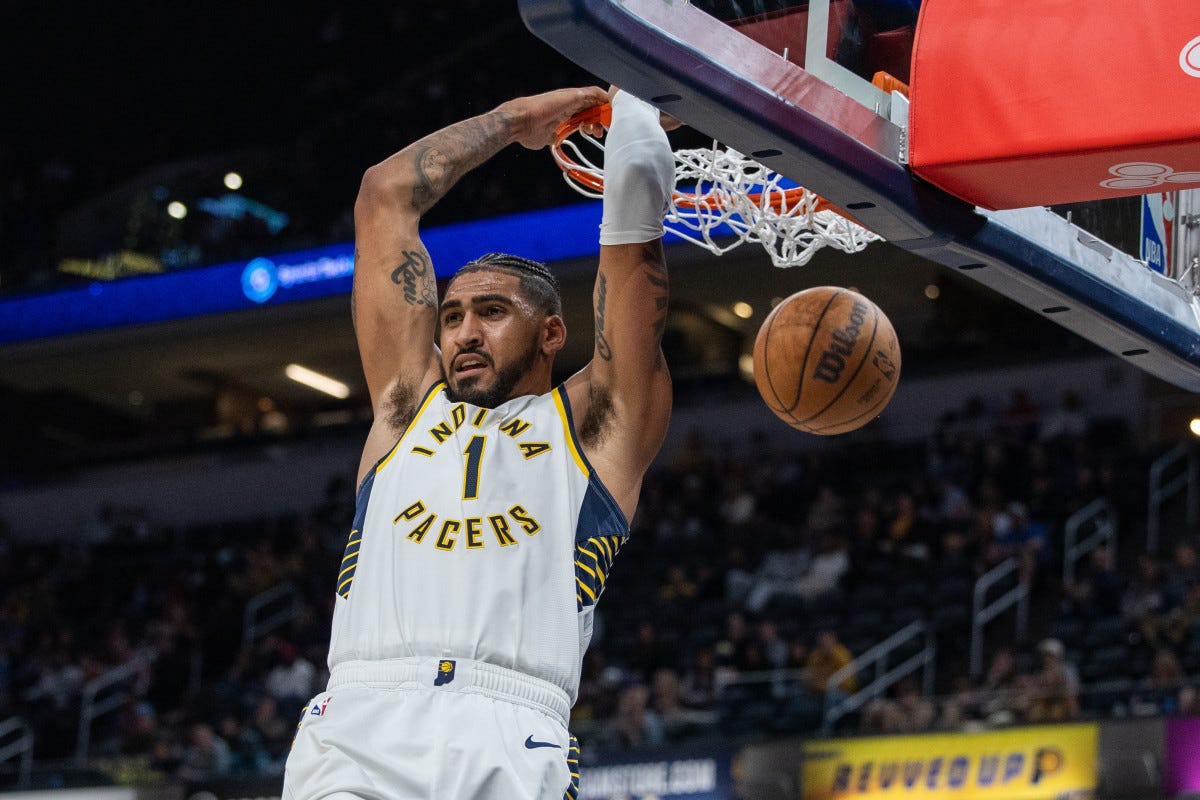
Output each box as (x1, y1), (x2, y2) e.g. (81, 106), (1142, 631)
(524, 735), (561, 749)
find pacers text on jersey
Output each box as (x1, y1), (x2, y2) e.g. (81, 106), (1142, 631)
(393, 499), (542, 551)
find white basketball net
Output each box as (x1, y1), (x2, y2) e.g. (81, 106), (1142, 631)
(554, 132), (883, 268)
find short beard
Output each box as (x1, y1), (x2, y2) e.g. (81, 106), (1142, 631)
(446, 334), (541, 408)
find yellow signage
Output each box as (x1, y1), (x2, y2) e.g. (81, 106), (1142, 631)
(802, 724), (1097, 800)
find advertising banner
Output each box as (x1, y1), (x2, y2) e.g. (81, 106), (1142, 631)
(580, 745), (734, 800)
(183, 776), (282, 800)
(1165, 716), (1200, 794)
(802, 724), (1098, 800)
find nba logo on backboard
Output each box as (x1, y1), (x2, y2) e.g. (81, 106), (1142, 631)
(434, 660), (456, 686)
(1141, 192), (1175, 275)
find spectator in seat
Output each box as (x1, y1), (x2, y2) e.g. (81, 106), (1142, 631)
(1124, 554), (1166, 622)
(1131, 648), (1185, 717)
(1144, 606), (1191, 654)
(714, 612), (754, 673)
(979, 647), (1019, 724)
(680, 648), (719, 709)
(24, 637), (83, 711)
(987, 503), (1048, 586)
(807, 486), (845, 535)
(264, 640), (316, 710)
(148, 733), (182, 780)
(999, 389), (1040, 444)
(658, 564), (699, 607)
(786, 639), (809, 671)
(219, 713), (268, 775)
(609, 683), (665, 750)
(115, 700), (159, 755)
(743, 540), (810, 614)
(178, 722), (232, 781)
(650, 668), (712, 740)
(805, 630), (857, 698)
(719, 472), (757, 527)
(1178, 681), (1200, 716)
(627, 621), (669, 683)
(1164, 543), (1200, 611)
(862, 677), (935, 734)
(757, 620), (789, 670)
(795, 535), (851, 602)
(575, 650), (616, 722)
(251, 695), (292, 764)
(879, 493), (930, 564)
(1061, 546), (1124, 620)
(936, 676), (984, 731)
(936, 476), (975, 526)
(1039, 391), (1088, 443)
(1026, 638), (1080, 723)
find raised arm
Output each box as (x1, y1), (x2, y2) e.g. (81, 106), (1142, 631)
(352, 87), (608, 429)
(568, 92), (676, 520)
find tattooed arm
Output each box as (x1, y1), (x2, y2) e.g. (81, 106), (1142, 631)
(353, 110), (513, 418)
(352, 88), (607, 472)
(565, 92), (676, 521)
(567, 239), (673, 521)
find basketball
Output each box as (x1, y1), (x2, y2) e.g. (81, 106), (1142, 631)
(753, 286), (901, 434)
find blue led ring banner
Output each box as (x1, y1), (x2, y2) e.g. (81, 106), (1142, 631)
(0, 203), (606, 345)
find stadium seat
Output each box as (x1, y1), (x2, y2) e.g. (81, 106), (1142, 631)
(932, 603), (971, 631)
(889, 605), (926, 626)
(771, 694), (824, 734)
(1081, 645), (1130, 682)
(1080, 678), (1133, 716)
(1048, 616), (1086, 649)
(1082, 617), (1129, 649)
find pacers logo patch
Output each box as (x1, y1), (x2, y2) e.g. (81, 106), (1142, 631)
(434, 659), (456, 686)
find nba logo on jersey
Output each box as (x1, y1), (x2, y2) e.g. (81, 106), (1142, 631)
(434, 660), (456, 686)
(309, 696), (331, 716)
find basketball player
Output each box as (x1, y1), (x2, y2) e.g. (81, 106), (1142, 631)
(282, 86), (676, 799)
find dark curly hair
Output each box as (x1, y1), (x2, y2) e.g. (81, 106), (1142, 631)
(452, 253), (562, 317)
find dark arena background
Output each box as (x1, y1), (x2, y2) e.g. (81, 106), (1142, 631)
(1, 2), (1199, 799)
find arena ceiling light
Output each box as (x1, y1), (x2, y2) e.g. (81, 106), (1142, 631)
(285, 363), (350, 399)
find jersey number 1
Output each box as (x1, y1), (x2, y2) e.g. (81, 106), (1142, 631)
(462, 435), (486, 500)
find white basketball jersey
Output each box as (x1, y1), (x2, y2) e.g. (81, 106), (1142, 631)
(328, 381), (628, 701)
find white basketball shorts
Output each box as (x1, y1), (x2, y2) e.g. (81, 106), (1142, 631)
(282, 657), (580, 800)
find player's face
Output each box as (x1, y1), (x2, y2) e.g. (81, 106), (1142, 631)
(438, 271), (545, 408)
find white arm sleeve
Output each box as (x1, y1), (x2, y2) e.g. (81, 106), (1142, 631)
(598, 91), (675, 246)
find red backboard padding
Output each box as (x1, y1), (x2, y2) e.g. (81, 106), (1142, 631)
(908, 0), (1200, 209)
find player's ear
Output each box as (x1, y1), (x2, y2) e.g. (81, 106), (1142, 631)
(541, 314), (566, 355)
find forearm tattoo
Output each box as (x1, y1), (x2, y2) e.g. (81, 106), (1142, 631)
(643, 242), (670, 371)
(390, 248), (437, 307)
(643, 245), (669, 342)
(409, 111), (514, 214)
(595, 273), (613, 361)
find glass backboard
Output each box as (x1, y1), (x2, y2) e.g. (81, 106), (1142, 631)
(520, 0), (1200, 392)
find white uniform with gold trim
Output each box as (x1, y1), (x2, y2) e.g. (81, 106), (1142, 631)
(283, 381), (626, 800)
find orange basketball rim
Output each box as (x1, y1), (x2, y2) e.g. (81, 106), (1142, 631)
(552, 102), (843, 216)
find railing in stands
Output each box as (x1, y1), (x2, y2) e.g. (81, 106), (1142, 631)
(0, 716), (33, 787)
(76, 649), (155, 764)
(1063, 498), (1118, 584)
(821, 621), (936, 735)
(1147, 442), (1198, 555)
(969, 558), (1029, 678)
(243, 582), (302, 646)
